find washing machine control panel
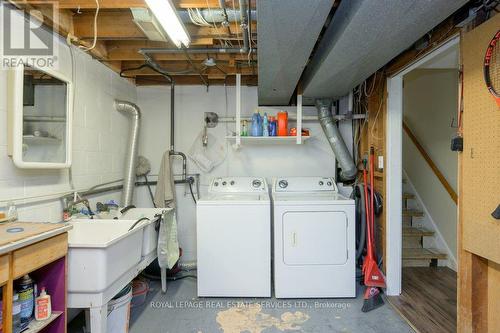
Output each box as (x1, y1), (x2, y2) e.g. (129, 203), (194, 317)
(273, 177), (338, 192)
(210, 177), (267, 193)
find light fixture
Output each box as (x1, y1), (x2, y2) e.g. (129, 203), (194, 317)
(203, 57), (217, 67)
(144, 0), (191, 48)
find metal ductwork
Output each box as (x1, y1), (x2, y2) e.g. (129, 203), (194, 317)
(115, 100), (141, 206)
(302, 0), (468, 99)
(316, 99), (357, 181)
(257, 0), (332, 105)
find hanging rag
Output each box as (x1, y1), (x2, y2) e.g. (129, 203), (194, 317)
(158, 209), (179, 269)
(154, 151), (176, 208)
(154, 151), (180, 271)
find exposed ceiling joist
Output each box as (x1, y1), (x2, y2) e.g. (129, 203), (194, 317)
(73, 11), (256, 39)
(53, 0), (247, 9)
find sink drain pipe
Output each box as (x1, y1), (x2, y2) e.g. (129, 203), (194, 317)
(316, 98), (357, 181)
(115, 100), (141, 206)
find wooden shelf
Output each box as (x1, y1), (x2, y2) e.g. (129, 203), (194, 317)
(24, 311), (63, 333)
(226, 135), (311, 145)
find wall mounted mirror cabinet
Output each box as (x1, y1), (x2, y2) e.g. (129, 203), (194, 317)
(7, 65), (73, 169)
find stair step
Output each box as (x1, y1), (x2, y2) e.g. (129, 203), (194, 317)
(402, 248), (447, 260)
(403, 226), (434, 237)
(403, 193), (415, 200)
(403, 209), (424, 218)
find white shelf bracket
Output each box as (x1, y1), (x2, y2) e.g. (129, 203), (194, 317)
(296, 94), (303, 144)
(235, 73), (241, 147)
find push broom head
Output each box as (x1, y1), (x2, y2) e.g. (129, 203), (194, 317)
(362, 287), (385, 313)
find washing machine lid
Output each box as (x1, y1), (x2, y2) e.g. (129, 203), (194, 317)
(273, 192), (353, 203)
(198, 193), (270, 205)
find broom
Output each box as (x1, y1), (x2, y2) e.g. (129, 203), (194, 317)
(361, 148), (386, 312)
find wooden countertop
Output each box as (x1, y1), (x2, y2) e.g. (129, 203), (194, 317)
(0, 222), (72, 255)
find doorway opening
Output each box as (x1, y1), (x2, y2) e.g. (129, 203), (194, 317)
(385, 36), (459, 332)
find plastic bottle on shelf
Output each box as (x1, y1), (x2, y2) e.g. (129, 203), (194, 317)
(16, 275), (34, 328)
(269, 116), (277, 136)
(35, 287), (51, 321)
(277, 111), (288, 136)
(262, 113), (269, 137)
(241, 120), (248, 136)
(12, 293), (21, 333)
(250, 112), (263, 137)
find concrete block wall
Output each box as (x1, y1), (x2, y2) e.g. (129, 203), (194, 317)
(0, 20), (136, 222)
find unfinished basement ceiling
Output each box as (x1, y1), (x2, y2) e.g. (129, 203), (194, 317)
(302, 0), (469, 99)
(257, 0), (333, 105)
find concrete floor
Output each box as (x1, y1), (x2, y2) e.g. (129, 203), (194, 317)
(69, 277), (414, 333)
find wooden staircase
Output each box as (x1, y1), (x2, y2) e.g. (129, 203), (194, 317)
(402, 192), (447, 267)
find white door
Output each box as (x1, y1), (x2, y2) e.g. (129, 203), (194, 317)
(283, 211), (347, 265)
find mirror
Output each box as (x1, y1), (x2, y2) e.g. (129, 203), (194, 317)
(8, 65), (73, 169)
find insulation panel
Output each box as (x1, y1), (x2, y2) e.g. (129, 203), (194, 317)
(302, 0), (468, 99)
(257, 0), (332, 105)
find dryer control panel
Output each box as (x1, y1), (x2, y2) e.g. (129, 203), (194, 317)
(273, 177), (338, 192)
(209, 177), (268, 193)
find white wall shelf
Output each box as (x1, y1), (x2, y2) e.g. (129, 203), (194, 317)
(232, 74), (306, 148)
(226, 135), (311, 145)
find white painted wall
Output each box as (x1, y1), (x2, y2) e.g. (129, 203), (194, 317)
(402, 68), (458, 258)
(0, 9), (137, 221)
(136, 85), (353, 261)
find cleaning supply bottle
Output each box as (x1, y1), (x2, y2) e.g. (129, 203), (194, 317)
(269, 116), (277, 136)
(262, 113), (269, 136)
(250, 112), (263, 136)
(241, 120), (248, 136)
(16, 275), (34, 327)
(35, 288), (51, 321)
(277, 111), (288, 136)
(12, 293), (21, 333)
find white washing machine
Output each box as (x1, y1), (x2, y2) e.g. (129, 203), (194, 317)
(272, 177), (355, 298)
(196, 177), (271, 297)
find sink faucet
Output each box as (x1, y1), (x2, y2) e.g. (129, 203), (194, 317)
(64, 197), (94, 217)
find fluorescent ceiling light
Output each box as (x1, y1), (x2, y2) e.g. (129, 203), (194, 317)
(144, 0), (191, 48)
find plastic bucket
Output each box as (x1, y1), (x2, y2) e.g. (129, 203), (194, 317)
(107, 284), (132, 333)
(131, 279), (149, 308)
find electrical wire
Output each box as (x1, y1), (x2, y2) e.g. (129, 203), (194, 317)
(188, 180), (197, 204)
(79, 0), (99, 51)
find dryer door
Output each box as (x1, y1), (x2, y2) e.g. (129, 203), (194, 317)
(283, 211), (347, 265)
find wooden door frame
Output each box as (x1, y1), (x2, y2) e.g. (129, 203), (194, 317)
(385, 35), (460, 296)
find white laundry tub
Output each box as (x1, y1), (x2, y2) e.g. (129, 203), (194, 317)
(120, 208), (172, 257)
(67, 220), (145, 293)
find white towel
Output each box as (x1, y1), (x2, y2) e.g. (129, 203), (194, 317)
(154, 151), (180, 269)
(154, 151), (176, 208)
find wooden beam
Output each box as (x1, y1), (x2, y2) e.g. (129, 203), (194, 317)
(73, 11), (256, 39)
(105, 41), (251, 61)
(54, 0), (223, 9)
(135, 74), (257, 86)
(58, 0), (146, 9)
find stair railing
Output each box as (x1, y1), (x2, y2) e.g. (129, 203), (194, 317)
(403, 121), (458, 204)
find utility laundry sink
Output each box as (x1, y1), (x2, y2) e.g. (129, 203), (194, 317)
(119, 208), (171, 257)
(67, 220), (146, 293)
